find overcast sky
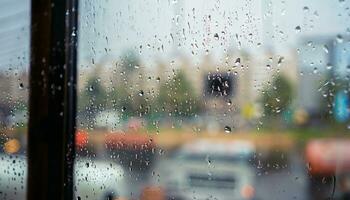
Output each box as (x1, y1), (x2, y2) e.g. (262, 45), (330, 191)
(0, 0), (349, 70)
(78, 0), (350, 67)
(0, 0), (30, 71)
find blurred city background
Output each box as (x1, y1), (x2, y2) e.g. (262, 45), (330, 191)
(1, 0), (350, 199)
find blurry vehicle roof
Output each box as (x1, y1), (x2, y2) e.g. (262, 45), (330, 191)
(180, 139), (255, 157)
(105, 132), (156, 150)
(306, 139), (350, 175)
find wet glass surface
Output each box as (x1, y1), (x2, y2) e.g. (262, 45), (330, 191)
(2, 0), (350, 200)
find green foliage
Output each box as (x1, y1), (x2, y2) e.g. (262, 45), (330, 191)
(109, 85), (151, 118)
(79, 76), (107, 116)
(79, 52), (203, 121)
(109, 84), (132, 117)
(120, 50), (140, 75)
(157, 70), (202, 117)
(108, 50), (150, 118)
(261, 74), (294, 117)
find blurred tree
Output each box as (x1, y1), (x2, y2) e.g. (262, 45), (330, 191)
(157, 70), (202, 117)
(109, 50), (152, 118)
(79, 75), (107, 119)
(261, 74), (293, 117)
(109, 85), (151, 118)
(120, 50), (140, 77)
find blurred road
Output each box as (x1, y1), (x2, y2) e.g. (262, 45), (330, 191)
(121, 152), (309, 200)
(255, 153), (308, 200)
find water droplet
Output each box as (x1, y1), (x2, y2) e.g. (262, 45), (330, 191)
(326, 63), (333, 70)
(323, 45), (329, 53)
(214, 33), (219, 40)
(121, 106), (126, 112)
(19, 83), (24, 89)
(306, 162), (312, 170)
(277, 57), (284, 65)
(88, 86), (93, 91)
(336, 34), (343, 43)
(313, 67), (318, 74)
(295, 26), (301, 33)
(139, 90), (144, 96)
(303, 6), (309, 12)
(206, 156), (212, 165)
(235, 58), (241, 66)
(224, 126), (232, 133)
(226, 99), (232, 106)
(281, 9), (286, 16)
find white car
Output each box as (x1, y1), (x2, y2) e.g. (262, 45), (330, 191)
(0, 154), (125, 200)
(152, 140), (256, 200)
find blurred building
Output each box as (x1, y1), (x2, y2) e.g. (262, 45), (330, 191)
(0, 70), (28, 127)
(175, 48), (298, 129)
(296, 36), (350, 120)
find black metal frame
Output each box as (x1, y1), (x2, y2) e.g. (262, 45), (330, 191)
(28, 0), (78, 199)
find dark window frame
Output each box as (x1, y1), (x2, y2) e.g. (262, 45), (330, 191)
(28, 0), (78, 199)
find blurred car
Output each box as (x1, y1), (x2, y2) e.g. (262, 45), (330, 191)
(0, 154), (125, 200)
(105, 132), (156, 171)
(152, 139), (256, 200)
(76, 130), (157, 170)
(305, 139), (350, 200)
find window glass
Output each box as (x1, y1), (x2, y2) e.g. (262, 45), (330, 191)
(77, 0), (350, 200)
(0, 0), (30, 199)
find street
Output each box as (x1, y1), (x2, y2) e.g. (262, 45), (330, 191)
(120, 151), (309, 200)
